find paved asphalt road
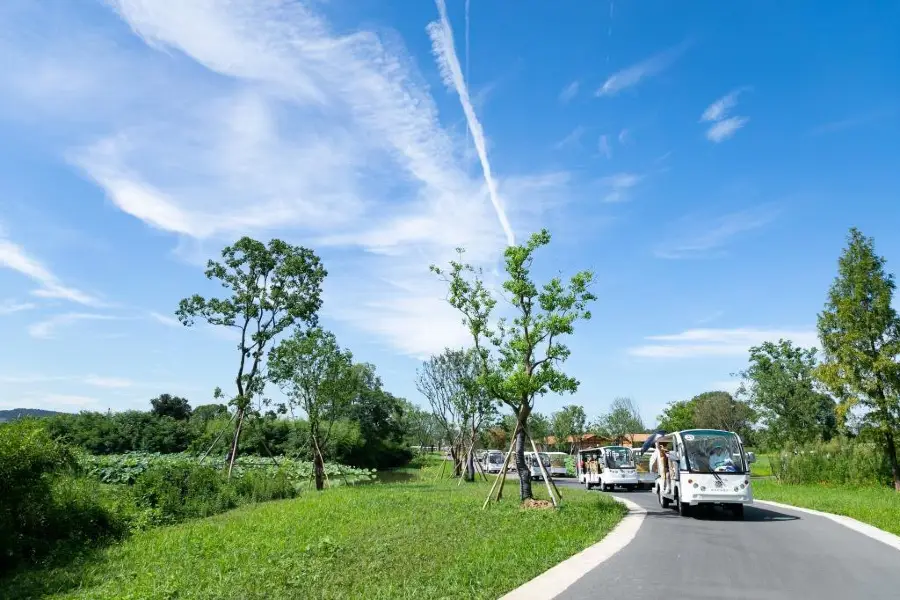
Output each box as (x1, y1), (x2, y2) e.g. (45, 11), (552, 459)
(553, 481), (900, 600)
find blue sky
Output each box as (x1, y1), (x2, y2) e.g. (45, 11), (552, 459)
(0, 0), (898, 425)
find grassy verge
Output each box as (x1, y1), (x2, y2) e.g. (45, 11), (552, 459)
(753, 479), (900, 536)
(750, 453), (773, 478)
(1, 478), (625, 600)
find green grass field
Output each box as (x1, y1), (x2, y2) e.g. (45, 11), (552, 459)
(753, 479), (900, 536)
(750, 453), (774, 478)
(1, 477), (625, 600)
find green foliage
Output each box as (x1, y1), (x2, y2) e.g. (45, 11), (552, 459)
(602, 397), (645, 444)
(81, 453), (375, 489)
(739, 340), (837, 444)
(656, 399), (695, 432)
(269, 328), (357, 489)
(45, 410), (194, 455)
(150, 394), (192, 421)
(0, 479), (625, 600)
(0, 420), (126, 570)
(692, 391), (755, 441)
(816, 228), (900, 488)
(550, 405), (587, 451)
(432, 229), (596, 499)
(770, 439), (896, 487)
(528, 411), (552, 442)
(177, 237), (327, 471)
(343, 364), (413, 469)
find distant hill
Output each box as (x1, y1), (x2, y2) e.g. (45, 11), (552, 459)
(0, 408), (68, 422)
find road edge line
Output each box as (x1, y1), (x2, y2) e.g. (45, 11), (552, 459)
(756, 499), (900, 552)
(498, 495), (647, 600)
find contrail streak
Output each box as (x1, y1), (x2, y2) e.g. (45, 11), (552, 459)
(429, 0), (515, 246)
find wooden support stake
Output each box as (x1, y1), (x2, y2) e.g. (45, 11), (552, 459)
(528, 432), (559, 507)
(482, 428), (518, 510)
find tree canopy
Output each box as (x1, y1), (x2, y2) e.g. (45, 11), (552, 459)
(432, 229), (596, 500)
(176, 237), (326, 475)
(150, 394), (192, 421)
(816, 228), (900, 490)
(738, 340), (837, 445)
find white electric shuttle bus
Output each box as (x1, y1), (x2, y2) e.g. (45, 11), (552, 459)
(654, 429), (756, 519)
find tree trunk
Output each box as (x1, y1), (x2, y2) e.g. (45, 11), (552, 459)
(313, 448), (325, 491)
(466, 450), (475, 482)
(451, 447), (461, 478)
(515, 427), (533, 500)
(885, 429), (900, 492)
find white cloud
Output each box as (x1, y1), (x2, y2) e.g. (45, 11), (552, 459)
(82, 375), (134, 389)
(595, 41), (689, 97)
(559, 80), (580, 104)
(554, 125), (586, 150)
(0, 238), (100, 306)
(629, 328), (819, 359)
(599, 173), (642, 203)
(706, 116), (748, 143)
(28, 313), (120, 339)
(598, 135), (611, 159)
(1, 0), (569, 360)
(149, 311), (181, 328)
(655, 206), (778, 259)
(0, 300), (36, 315)
(618, 128), (630, 145)
(701, 88), (749, 143)
(709, 379), (743, 396)
(429, 0), (514, 246)
(701, 89), (743, 122)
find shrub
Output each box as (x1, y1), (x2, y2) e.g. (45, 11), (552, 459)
(130, 462), (300, 525)
(771, 439), (895, 487)
(132, 464), (238, 524)
(0, 420), (127, 570)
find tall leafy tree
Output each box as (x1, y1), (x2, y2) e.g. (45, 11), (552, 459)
(691, 391), (756, 441)
(529, 412), (552, 446)
(738, 340), (837, 445)
(817, 228), (900, 491)
(432, 229), (596, 500)
(177, 237), (326, 476)
(656, 399), (695, 432)
(603, 397), (645, 445)
(551, 405), (587, 452)
(150, 394), (192, 421)
(268, 328), (356, 491)
(416, 348), (494, 480)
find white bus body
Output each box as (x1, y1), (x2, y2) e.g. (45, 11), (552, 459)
(547, 452), (569, 477)
(655, 429), (756, 519)
(481, 450), (505, 474)
(525, 452), (552, 480)
(579, 446), (639, 491)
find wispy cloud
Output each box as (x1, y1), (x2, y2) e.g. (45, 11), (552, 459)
(82, 375), (134, 389)
(705, 116), (748, 142)
(554, 125), (586, 150)
(149, 311), (181, 328)
(618, 128), (630, 145)
(598, 135), (611, 159)
(655, 206), (778, 259)
(595, 41), (689, 97)
(0, 299), (36, 315)
(28, 313), (120, 339)
(1, 0), (567, 359)
(809, 109), (895, 135)
(558, 80), (580, 104)
(701, 88), (750, 142)
(0, 237), (100, 306)
(599, 173), (642, 203)
(696, 310), (724, 325)
(429, 0), (514, 246)
(629, 328), (819, 359)
(0, 393), (102, 411)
